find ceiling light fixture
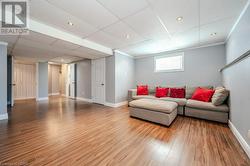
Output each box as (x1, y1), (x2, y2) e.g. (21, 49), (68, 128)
(68, 21), (74, 26)
(176, 16), (183, 22)
(126, 34), (130, 39)
(210, 32), (217, 36)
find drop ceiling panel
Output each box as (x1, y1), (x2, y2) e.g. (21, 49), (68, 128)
(30, 0), (98, 37)
(120, 38), (176, 56)
(121, 28), (199, 56)
(74, 46), (107, 57)
(64, 51), (103, 59)
(151, 0), (199, 34)
(200, 0), (247, 25)
(13, 47), (60, 61)
(0, 35), (18, 45)
(50, 55), (84, 64)
(86, 30), (124, 49)
(51, 40), (81, 50)
(14, 56), (41, 63)
(16, 38), (67, 54)
(171, 28), (199, 48)
(102, 21), (145, 46)
(97, 0), (148, 19)
(123, 7), (170, 40)
(21, 31), (57, 45)
(47, 0), (118, 29)
(14, 37), (108, 60)
(200, 18), (235, 45)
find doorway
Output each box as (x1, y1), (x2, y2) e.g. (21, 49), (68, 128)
(91, 58), (105, 105)
(48, 64), (62, 96)
(67, 63), (76, 99)
(7, 56), (14, 107)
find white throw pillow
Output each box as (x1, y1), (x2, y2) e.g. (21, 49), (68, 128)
(212, 87), (229, 106)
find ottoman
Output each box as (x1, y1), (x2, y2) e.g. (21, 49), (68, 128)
(129, 99), (178, 126)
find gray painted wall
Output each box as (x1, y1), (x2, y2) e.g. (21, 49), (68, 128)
(0, 44), (7, 116)
(135, 45), (226, 87)
(115, 52), (135, 103)
(105, 56), (115, 103)
(38, 62), (48, 99)
(223, 4), (250, 146)
(105, 53), (135, 104)
(76, 60), (91, 99)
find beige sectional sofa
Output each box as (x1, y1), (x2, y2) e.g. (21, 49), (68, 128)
(128, 86), (229, 123)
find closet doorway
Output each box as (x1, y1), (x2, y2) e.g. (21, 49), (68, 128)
(48, 64), (62, 96)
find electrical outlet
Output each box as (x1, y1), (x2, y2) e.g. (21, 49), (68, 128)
(248, 130), (250, 139)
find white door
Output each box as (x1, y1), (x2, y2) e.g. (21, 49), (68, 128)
(14, 63), (36, 100)
(68, 64), (76, 98)
(92, 58), (105, 104)
(51, 65), (60, 95)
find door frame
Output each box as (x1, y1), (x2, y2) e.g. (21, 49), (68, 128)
(91, 58), (106, 105)
(11, 56), (14, 106)
(7, 56), (14, 107)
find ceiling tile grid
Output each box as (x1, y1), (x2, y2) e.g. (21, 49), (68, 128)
(46, 0), (118, 29)
(30, 0), (99, 38)
(4, 0), (248, 60)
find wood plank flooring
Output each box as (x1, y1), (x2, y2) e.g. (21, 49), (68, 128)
(0, 96), (249, 166)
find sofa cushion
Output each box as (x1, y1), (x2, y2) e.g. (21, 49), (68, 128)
(137, 85), (148, 95)
(186, 86), (213, 99)
(129, 99), (178, 114)
(191, 87), (215, 102)
(170, 88), (185, 98)
(155, 87), (169, 98)
(186, 99), (229, 112)
(148, 86), (156, 95)
(132, 95), (156, 100)
(159, 97), (187, 106)
(212, 87), (229, 106)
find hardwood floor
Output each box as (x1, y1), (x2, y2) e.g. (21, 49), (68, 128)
(0, 96), (249, 166)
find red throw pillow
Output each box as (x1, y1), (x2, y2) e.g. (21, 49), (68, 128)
(137, 85), (148, 95)
(155, 87), (169, 98)
(170, 88), (185, 98)
(191, 87), (215, 102)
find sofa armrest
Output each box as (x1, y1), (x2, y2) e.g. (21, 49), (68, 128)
(128, 89), (137, 102)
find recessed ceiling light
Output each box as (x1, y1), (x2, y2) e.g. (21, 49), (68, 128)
(210, 32), (217, 36)
(68, 21), (74, 26)
(126, 34), (130, 39)
(176, 16), (183, 22)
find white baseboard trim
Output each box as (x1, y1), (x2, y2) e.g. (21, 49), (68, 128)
(229, 120), (250, 159)
(105, 101), (128, 108)
(36, 97), (49, 101)
(76, 97), (92, 103)
(15, 97), (36, 100)
(49, 93), (60, 96)
(0, 113), (8, 121)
